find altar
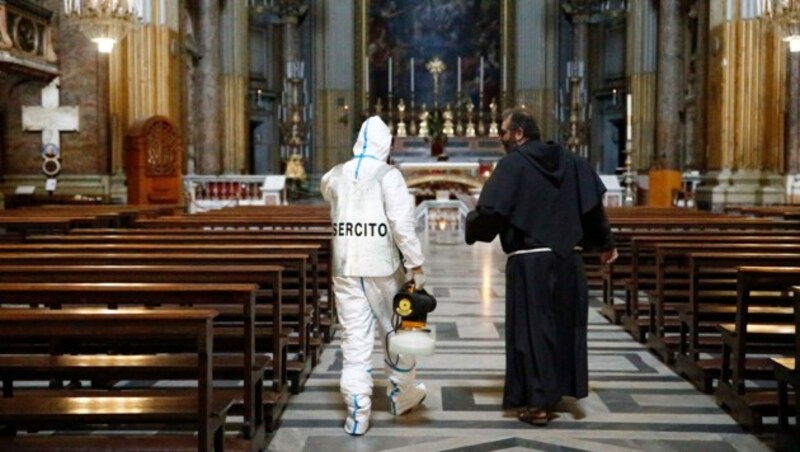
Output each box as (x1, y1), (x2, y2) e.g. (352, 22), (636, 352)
(391, 136), (505, 164)
(392, 136), (503, 201)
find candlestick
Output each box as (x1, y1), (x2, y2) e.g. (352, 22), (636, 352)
(388, 57), (393, 94)
(457, 57), (462, 93)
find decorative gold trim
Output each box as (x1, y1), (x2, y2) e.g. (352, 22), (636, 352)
(0, 5), (14, 50)
(405, 173), (484, 190)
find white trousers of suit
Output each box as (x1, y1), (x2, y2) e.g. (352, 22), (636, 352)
(334, 267), (425, 435)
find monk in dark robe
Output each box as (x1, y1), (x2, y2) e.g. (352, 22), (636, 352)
(465, 108), (617, 426)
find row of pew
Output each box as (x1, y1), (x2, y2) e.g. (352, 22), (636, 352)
(591, 207), (800, 450)
(0, 204), (334, 451)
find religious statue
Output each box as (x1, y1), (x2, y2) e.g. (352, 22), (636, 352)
(442, 104), (455, 137)
(418, 105), (430, 138)
(396, 98), (408, 137)
(284, 153), (307, 181)
(465, 102), (476, 137)
(488, 98), (499, 137)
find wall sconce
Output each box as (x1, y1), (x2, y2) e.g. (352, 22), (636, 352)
(339, 104), (350, 126)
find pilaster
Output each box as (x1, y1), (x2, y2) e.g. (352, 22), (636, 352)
(110, 0), (182, 176)
(220, 0), (249, 174)
(626, 0), (657, 171)
(706, 0), (785, 173)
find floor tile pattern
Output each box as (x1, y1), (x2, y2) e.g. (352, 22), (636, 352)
(268, 239), (771, 451)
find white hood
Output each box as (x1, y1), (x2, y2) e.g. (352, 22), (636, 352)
(353, 115), (392, 162)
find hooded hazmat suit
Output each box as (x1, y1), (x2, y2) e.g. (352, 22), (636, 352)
(320, 116), (426, 436)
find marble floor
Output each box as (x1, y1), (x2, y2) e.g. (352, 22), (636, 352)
(268, 237), (772, 452)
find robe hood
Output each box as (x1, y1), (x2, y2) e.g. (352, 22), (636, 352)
(353, 115), (392, 162)
(518, 140), (565, 185)
(476, 139), (606, 257)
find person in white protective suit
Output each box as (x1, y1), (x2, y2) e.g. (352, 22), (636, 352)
(321, 115), (427, 436)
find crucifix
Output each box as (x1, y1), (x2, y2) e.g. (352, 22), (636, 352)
(22, 77), (80, 160)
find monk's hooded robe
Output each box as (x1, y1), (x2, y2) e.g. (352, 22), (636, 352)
(465, 139), (615, 409)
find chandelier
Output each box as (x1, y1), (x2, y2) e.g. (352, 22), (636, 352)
(761, 0), (800, 52)
(63, 0), (143, 53)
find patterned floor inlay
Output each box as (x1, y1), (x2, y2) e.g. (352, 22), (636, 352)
(268, 239), (772, 451)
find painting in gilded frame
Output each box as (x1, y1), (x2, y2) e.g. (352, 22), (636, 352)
(366, 0), (503, 110)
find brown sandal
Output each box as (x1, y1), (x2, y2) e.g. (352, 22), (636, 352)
(518, 407), (549, 426)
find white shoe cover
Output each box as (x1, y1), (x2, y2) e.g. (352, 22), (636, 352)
(343, 394), (371, 436)
(389, 382), (426, 416)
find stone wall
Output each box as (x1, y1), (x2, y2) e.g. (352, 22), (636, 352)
(2, 0), (106, 177)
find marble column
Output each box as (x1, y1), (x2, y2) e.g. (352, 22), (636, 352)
(516, 0), (558, 140)
(195, 0), (222, 174)
(313, 0), (355, 172)
(655, 0), (684, 169)
(688, 0), (709, 171)
(787, 52), (800, 173)
(787, 51), (800, 202)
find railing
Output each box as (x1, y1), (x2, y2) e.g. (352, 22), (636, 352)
(183, 175), (286, 213)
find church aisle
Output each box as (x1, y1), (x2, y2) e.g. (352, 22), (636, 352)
(268, 239), (769, 452)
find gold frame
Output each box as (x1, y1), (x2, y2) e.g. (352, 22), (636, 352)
(354, 0), (515, 115)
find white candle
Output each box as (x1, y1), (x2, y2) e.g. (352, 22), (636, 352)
(502, 56), (507, 91)
(388, 57), (393, 93)
(457, 57), (461, 93)
(364, 56), (369, 93)
(479, 57), (484, 92)
(410, 58), (415, 92)
(626, 94), (633, 141)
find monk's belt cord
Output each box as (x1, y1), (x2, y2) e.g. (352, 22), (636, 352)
(507, 246), (583, 257)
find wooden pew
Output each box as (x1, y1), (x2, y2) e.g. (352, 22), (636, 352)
(590, 217), (800, 311)
(0, 217), (95, 238)
(0, 263), (317, 398)
(59, 228), (336, 338)
(25, 232), (334, 345)
(0, 283), (270, 443)
(674, 263), (800, 392)
(774, 286), (800, 452)
(0, 252), (313, 402)
(622, 242), (800, 345)
(135, 217), (332, 230)
(601, 230), (800, 324)
(646, 246), (800, 362)
(715, 268), (797, 430)
(601, 234), (800, 325)
(0, 266), (284, 376)
(0, 308), (227, 452)
(0, 243), (319, 383)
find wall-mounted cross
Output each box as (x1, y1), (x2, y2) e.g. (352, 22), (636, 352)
(22, 77), (80, 151)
